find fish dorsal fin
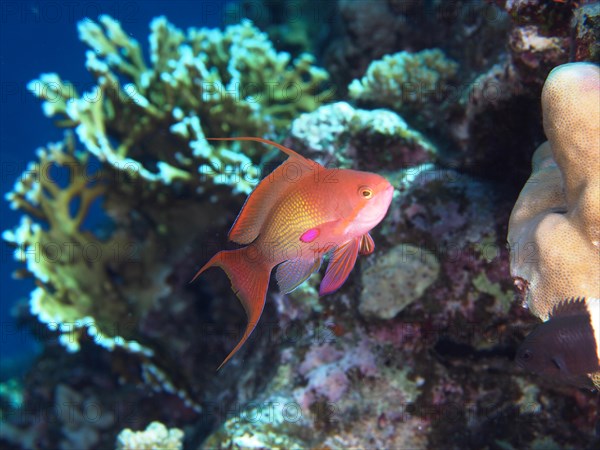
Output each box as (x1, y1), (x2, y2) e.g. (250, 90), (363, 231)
(551, 297), (588, 318)
(207, 137), (321, 245)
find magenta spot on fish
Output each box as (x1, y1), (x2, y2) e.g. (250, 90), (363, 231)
(300, 228), (320, 243)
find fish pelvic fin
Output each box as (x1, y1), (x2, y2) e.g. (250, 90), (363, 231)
(191, 246), (271, 370)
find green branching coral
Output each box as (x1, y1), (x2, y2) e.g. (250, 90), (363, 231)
(28, 15), (330, 193)
(348, 49), (458, 112)
(3, 134), (155, 355)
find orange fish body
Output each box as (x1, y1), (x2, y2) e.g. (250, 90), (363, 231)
(193, 137), (394, 368)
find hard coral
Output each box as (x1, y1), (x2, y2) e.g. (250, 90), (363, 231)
(508, 62), (600, 320)
(116, 421), (183, 450)
(288, 101), (437, 171)
(28, 15), (330, 193)
(348, 49), (458, 113)
(359, 243), (440, 320)
(3, 135), (153, 355)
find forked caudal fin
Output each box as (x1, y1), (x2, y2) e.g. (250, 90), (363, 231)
(191, 246), (271, 370)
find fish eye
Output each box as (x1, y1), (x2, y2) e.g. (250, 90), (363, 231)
(520, 350), (532, 361)
(358, 186), (373, 199)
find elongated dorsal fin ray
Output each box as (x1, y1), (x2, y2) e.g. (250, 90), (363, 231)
(206, 136), (314, 164)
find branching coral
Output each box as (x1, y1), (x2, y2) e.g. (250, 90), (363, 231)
(508, 62), (600, 320)
(3, 134), (154, 354)
(28, 15), (330, 193)
(348, 49), (458, 112)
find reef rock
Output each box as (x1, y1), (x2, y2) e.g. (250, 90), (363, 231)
(359, 244), (440, 320)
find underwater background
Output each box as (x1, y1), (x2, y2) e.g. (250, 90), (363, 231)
(1, 0), (599, 449)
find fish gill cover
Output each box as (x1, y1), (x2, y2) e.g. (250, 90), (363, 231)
(1, 1), (599, 449)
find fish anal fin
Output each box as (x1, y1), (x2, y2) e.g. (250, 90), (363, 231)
(319, 237), (360, 296)
(276, 257), (322, 294)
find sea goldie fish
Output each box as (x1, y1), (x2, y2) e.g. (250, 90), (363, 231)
(193, 137), (394, 368)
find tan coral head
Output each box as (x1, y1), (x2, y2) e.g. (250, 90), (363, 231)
(508, 62), (600, 388)
(508, 62), (600, 321)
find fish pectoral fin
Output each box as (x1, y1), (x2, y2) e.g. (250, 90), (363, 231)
(276, 257), (322, 294)
(359, 233), (375, 255)
(319, 237), (360, 296)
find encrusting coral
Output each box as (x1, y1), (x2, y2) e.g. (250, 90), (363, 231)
(288, 101), (437, 170)
(507, 62), (600, 321)
(359, 243), (440, 320)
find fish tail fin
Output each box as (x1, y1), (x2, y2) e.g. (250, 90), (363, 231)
(191, 247), (271, 370)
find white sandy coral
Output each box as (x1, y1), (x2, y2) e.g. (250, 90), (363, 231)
(508, 62), (600, 320)
(116, 422), (184, 450)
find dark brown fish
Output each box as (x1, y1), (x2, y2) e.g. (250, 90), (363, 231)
(516, 297), (600, 389)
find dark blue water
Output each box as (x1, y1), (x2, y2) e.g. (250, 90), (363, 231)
(0, 0), (226, 372)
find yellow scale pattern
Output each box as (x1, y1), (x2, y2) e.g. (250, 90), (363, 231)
(258, 182), (333, 265)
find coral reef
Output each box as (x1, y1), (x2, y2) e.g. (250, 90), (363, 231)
(116, 421), (184, 450)
(321, 0), (509, 95)
(200, 98), (599, 448)
(507, 62), (600, 320)
(5, 13), (330, 359)
(3, 5), (600, 450)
